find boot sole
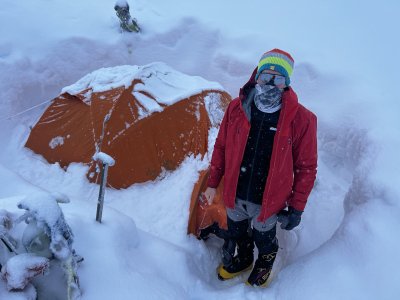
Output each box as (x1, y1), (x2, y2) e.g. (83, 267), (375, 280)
(217, 264), (253, 281)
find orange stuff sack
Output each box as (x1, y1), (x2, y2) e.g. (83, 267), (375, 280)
(187, 169), (227, 237)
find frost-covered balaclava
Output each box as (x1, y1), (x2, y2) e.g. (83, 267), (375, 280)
(254, 83), (283, 113)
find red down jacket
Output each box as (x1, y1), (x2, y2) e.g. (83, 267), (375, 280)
(207, 68), (317, 222)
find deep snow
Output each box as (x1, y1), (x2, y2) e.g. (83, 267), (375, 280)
(1, 0), (400, 299)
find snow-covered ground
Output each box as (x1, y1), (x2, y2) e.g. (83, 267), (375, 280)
(1, 0), (400, 299)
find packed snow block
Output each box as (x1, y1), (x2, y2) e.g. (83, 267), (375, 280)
(188, 169), (227, 237)
(25, 63), (231, 189)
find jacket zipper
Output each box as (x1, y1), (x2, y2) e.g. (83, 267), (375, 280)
(246, 114), (265, 202)
(260, 102), (286, 219)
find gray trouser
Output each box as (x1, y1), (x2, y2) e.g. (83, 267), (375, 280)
(226, 198), (277, 232)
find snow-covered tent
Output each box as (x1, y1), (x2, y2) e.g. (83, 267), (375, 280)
(25, 63), (231, 189)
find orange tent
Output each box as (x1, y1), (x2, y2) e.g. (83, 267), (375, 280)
(25, 63), (230, 236)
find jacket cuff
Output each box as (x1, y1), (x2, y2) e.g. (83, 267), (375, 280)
(288, 197), (306, 212)
(288, 206), (303, 215)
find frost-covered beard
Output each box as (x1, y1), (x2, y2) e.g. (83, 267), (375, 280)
(254, 84), (283, 113)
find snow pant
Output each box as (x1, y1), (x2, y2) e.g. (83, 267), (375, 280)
(222, 198), (278, 266)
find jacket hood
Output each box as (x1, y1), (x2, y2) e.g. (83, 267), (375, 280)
(239, 67), (258, 101)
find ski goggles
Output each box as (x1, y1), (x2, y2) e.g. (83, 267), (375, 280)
(258, 73), (286, 86)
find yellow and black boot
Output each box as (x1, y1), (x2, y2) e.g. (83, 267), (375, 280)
(217, 235), (254, 280)
(246, 226), (278, 287)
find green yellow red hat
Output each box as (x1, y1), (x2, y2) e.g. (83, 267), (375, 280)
(256, 49), (294, 86)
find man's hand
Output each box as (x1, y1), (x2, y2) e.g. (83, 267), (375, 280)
(202, 187), (217, 205)
(277, 207), (303, 230)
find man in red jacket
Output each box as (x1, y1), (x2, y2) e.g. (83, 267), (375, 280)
(203, 49), (317, 287)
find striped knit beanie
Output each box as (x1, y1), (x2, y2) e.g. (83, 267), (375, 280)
(256, 49), (294, 86)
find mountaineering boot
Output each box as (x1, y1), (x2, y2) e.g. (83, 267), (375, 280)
(217, 235), (254, 280)
(221, 238), (236, 267)
(246, 226), (278, 287)
(246, 244), (278, 287)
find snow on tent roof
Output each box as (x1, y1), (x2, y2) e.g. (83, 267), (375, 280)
(62, 62), (224, 118)
(26, 62), (231, 189)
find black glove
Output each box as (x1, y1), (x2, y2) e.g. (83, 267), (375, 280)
(277, 207), (303, 230)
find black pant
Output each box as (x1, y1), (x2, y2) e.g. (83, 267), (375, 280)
(227, 217), (277, 249)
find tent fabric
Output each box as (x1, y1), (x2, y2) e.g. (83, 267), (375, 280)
(187, 169), (227, 236)
(25, 66), (231, 189)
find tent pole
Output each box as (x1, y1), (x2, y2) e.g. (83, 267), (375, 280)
(96, 163), (109, 223)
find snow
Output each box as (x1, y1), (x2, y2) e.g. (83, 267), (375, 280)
(115, 0), (129, 8)
(204, 93), (225, 127)
(92, 152), (115, 166)
(49, 136), (64, 149)
(62, 65), (140, 95)
(18, 195), (62, 229)
(0, 280), (36, 300)
(0, 0), (400, 299)
(50, 192), (70, 204)
(2, 253), (49, 290)
(133, 90), (163, 117)
(62, 62), (223, 106)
